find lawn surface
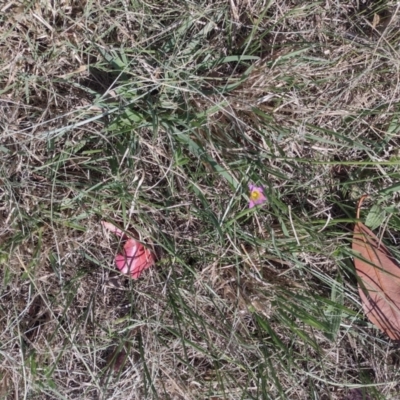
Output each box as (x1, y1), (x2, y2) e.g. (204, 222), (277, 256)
(1, 1), (400, 399)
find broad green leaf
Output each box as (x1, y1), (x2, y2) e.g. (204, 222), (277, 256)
(380, 181), (400, 195)
(365, 204), (386, 230)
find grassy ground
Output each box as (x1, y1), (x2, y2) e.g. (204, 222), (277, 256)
(1, 0), (400, 399)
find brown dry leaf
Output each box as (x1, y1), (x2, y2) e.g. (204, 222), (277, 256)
(106, 347), (128, 373)
(372, 13), (380, 29)
(343, 388), (372, 400)
(352, 195), (400, 340)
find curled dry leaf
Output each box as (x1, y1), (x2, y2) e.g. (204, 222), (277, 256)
(102, 221), (155, 279)
(352, 195), (400, 340)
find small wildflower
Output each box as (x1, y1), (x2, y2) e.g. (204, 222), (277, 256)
(248, 184), (266, 208)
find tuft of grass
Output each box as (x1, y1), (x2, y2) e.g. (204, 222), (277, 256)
(1, 0), (400, 398)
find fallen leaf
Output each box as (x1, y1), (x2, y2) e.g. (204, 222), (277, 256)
(343, 388), (372, 400)
(352, 195), (400, 340)
(105, 347), (128, 373)
(372, 13), (380, 29)
(102, 221), (155, 279)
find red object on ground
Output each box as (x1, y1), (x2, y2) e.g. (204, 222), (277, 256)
(102, 221), (154, 279)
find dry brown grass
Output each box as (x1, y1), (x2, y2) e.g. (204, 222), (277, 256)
(2, 0), (400, 399)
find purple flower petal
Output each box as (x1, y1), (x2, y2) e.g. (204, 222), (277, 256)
(248, 184), (266, 208)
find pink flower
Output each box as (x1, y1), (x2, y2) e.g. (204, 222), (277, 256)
(248, 184), (266, 208)
(102, 221), (155, 279)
